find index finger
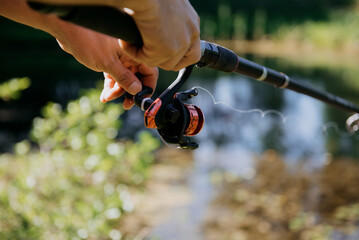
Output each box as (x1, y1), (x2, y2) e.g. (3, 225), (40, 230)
(138, 64), (158, 94)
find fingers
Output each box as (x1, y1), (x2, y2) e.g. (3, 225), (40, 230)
(172, 39), (201, 71)
(106, 60), (142, 95)
(122, 65), (158, 110)
(100, 73), (125, 103)
(100, 74), (135, 110)
(120, 36), (201, 71)
(138, 64), (158, 91)
(122, 97), (135, 110)
(119, 0), (201, 71)
(101, 65), (158, 110)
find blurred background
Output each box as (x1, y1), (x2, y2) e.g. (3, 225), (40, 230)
(1, 0), (359, 239)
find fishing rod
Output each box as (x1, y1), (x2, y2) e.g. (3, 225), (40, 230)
(29, 3), (359, 148)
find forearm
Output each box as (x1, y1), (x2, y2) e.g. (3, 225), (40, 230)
(26, 0), (157, 11)
(26, 0), (115, 6)
(0, 0), (69, 40)
(2, 0), (201, 71)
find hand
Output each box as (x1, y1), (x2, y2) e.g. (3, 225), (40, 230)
(100, 61), (158, 110)
(50, 18), (158, 108)
(54, 18), (158, 95)
(0, 0), (158, 108)
(18, 0), (201, 71)
(117, 0), (201, 71)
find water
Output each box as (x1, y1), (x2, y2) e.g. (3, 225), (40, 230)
(193, 76), (331, 159)
(147, 69), (359, 239)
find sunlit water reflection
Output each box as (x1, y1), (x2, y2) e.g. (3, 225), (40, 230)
(193, 75), (329, 168)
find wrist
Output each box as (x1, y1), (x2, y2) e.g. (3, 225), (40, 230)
(41, 14), (69, 41)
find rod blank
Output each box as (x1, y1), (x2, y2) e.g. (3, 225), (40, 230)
(199, 41), (359, 114)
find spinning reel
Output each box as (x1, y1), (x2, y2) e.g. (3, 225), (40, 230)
(131, 65), (204, 149)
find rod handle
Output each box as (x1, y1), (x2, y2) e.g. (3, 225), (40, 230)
(197, 41), (239, 72)
(29, 3), (240, 73)
(28, 3), (143, 46)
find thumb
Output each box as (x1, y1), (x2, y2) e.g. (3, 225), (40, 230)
(119, 40), (163, 68)
(106, 60), (142, 95)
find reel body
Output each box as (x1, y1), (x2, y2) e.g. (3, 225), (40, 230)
(133, 66), (204, 149)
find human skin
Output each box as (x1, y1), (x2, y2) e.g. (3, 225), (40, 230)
(26, 0), (202, 71)
(0, 0), (158, 109)
(1, 0), (201, 108)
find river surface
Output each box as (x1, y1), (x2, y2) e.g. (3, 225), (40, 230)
(146, 57), (359, 239)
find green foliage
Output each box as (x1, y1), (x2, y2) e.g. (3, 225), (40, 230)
(0, 88), (160, 239)
(0, 77), (31, 101)
(273, 10), (359, 49)
(193, 0), (359, 41)
(334, 203), (359, 223)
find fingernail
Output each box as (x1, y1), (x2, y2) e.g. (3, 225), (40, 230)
(128, 82), (141, 95)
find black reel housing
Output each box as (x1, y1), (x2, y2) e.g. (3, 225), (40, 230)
(134, 66), (204, 149)
(157, 88), (204, 149)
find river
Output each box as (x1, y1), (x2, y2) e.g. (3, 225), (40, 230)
(145, 53), (359, 239)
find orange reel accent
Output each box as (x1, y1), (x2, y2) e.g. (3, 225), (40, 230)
(144, 98), (162, 129)
(184, 104), (205, 136)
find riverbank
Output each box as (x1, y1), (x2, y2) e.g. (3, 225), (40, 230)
(203, 150), (359, 240)
(121, 147), (359, 240)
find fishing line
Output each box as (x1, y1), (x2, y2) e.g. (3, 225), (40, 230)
(147, 86), (358, 148)
(191, 86), (358, 140)
(322, 122), (356, 138)
(193, 86), (288, 123)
